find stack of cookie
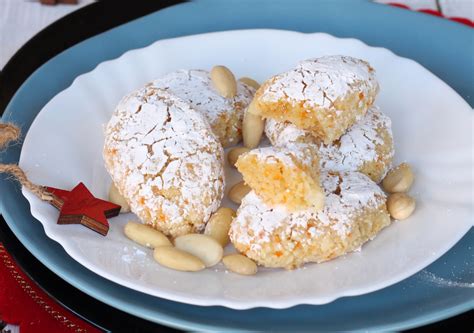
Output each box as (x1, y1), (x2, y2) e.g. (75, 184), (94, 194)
(230, 55), (394, 269)
(103, 68), (256, 238)
(103, 55), (415, 273)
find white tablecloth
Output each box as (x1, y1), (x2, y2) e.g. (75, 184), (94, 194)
(0, 0), (94, 69)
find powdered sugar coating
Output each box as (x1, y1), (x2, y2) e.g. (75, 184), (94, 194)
(260, 55), (378, 110)
(241, 143), (316, 170)
(265, 116), (315, 146)
(255, 55), (379, 144)
(103, 86), (225, 237)
(232, 171), (385, 242)
(152, 69), (255, 147)
(265, 106), (394, 182)
(230, 171), (389, 268)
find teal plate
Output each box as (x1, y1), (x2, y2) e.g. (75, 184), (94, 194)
(1, 0), (473, 331)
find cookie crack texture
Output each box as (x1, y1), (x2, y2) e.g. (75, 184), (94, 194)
(230, 171), (390, 269)
(103, 87), (225, 237)
(256, 55), (379, 144)
(264, 106), (394, 183)
(151, 69), (254, 147)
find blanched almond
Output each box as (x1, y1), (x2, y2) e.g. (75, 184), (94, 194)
(246, 98), (262, 115)
(210, 65), (237, 98)
(153, 246), (205, 272)
(387, 193), (416, 220)
(174, 234), (223, 267)
(239, 77), (260, 90)
(223, 254), (257, 275)
(382, 163), (414, 193)
(124, 221), (171, 248)
(227, 147), (250, 167)
(228, 181), (251, 204)
(109, 183), (130, 213)
(204, 207), (236, 247)
(243, 100), (264, 149)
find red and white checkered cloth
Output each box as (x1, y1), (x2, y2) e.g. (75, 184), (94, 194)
(0, 243), (101, 333)
(376, 0), (474, 27)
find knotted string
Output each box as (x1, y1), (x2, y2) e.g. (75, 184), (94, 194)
(0, 123), (53, 202)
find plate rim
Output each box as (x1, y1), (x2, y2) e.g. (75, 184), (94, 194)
(18, 28), (473, 309)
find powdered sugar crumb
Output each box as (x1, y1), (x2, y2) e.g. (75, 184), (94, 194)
(418, 270), (474, 288)
(121, 246), (147, 263)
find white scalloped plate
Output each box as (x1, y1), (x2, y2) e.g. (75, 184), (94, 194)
(19, 30), (473, 309)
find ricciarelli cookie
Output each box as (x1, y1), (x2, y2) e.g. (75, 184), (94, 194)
(229, 171), (390, 269)
(235, 143), (324, 211)
(265, 106), (394, 183)
(253, 55), (379, 144)
(103, 86), (225, 237)
(152, 69), (255, 147)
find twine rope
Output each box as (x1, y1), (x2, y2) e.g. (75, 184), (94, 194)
(0, 123), (53, 202)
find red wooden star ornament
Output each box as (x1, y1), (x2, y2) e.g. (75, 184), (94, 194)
(46, 182), (121, 236)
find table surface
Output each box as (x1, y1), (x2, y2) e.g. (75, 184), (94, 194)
(0, 0), (95, 69)
(1, 0), (472, 69)
(0, 1), (472, 331)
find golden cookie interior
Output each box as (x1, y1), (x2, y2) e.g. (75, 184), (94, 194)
(235, 143), (324, 211)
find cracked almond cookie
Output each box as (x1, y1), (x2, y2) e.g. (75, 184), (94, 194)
(152, 69), (255, 147)
(230, 171), (390, 269)
(253, 55), (379, 144)
(265, 106), (394, 183)
(103, 86), (225, 237)
(235, 143), (324, 211)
